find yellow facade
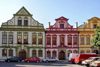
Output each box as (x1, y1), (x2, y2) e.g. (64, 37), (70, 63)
(78, 17), (100, 53)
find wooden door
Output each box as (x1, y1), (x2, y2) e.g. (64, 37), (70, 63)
(19, 50), (26, 60)
(59, 50), (65, 60)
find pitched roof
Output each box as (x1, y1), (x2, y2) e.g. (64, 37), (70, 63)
(78, 23), (87, 28)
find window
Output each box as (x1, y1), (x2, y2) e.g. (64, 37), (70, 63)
(68, 51), (72, 57)
(2, 49), (7, 56)
(32, 50), (36, 57)
(24, 20), (28, 26)
(47, 51), (50, 57)
(74, 38), (77, 44)
(81, 38), (84, 44)
(9, 35), (13, 44)
(47, 38), (50, 45)
(94, 25), (96, 28)
(3, 35), (7, 43)
(24, 36), (28, 44)
(86, 50), (90, 53)
(18, 36), (22, 44)
(53, 37), (56, 45)
(38, 50), (42, 57)
(9, 50), (13, 56)
(18, 20), (22, 26)
(60, 37), (64, 45)
(38, 36), (42, 44)
(73, 51), (77, 53)
(81, 51), (85, 53)
(53, 51), (56, 57)
(87, 38), (90, 44)
(60, 24), (64, 28)
(32, 36), (36, 44)
(68, 38), (72, 45)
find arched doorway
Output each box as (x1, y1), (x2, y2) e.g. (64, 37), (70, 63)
(19, 49), (26, 60)
(59, 50), (65, 60)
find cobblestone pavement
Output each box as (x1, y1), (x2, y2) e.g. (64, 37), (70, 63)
(0, 61), (87, 67)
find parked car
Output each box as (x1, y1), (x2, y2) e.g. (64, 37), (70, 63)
(90, 58), (100, 67)
(75, 53), (97, 64)
(25, 57), (40, 62)
(68, 53), (78, 64)
(5, 56), (22, 62)
(82, 57), (100, 66)
(42, 57), (59, 62)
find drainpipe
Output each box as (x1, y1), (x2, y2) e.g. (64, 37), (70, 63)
(77, 32), (79, 53)
(45, 31), (46, 59)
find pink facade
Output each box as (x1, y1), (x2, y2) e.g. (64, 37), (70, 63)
(46, 16), (78, 60)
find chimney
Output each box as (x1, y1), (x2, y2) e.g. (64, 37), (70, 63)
(48, 22), (50, 28)
(75, 22), (78, 28)
(83, 22), (85, 24)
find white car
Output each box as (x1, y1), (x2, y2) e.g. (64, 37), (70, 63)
(82, 57), (100, 66)
(42, 57), (59, 62)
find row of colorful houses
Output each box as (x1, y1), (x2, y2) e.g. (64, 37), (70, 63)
(0, 7), (99, 60)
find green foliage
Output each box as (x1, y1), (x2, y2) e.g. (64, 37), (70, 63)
(91, 26), (100, 49)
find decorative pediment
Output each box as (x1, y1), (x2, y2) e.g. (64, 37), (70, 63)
(14, 7), (32, 16)
(55, 16), (69, 21)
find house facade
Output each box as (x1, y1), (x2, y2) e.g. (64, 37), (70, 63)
(46, 17), (78, 60)
(78, 17), (100, 54)
(0, 7), (45, 60)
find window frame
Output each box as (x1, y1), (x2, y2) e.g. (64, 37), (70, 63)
(24, 35), (28, 44)
(38, 50), (42, 57)
(18, 20), (22, 26)
(9, 35), (13, 44)
(2, 35), (7, 44)
(47, 37), (51, 45)
(9, 49), (13, 56)
(2, 49), (7, 56)
(60, 24), (64, 28)
(32, 50), (36, 57)
(68, 37), (72, 45)
(52, 51), (56, 57)
(24, 20), (28, 26)
(81, 38), (84, 45)
(17, 35), (22, 44)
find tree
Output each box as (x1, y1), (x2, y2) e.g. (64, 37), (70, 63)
(91, 26), (100, 53)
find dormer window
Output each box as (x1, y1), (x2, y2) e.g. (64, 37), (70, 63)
(24, 17), (28, 26)
(24, 20), (28, 26)
(94, 24), (96, 28)
(60, 24), (64, 28)
(18, 17), (22, 26)
(18, 20), (22, 26)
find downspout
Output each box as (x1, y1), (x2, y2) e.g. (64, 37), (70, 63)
(78, 31), (80, 53)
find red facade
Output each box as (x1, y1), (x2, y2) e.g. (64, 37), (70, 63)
(46, 16), (78, 59)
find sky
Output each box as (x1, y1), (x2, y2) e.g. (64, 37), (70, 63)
(0, 0), (100, 28)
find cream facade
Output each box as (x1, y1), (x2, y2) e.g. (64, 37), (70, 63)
(0, 7), (45, 60)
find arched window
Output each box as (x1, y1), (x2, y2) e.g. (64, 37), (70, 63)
(73, 50), (77, 53)
(86, 50), (90, 53)
(18, 17), (22, 26)
(24, 17), (28, 26)
(80, 50), (85, 53)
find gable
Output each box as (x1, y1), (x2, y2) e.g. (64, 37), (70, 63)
(14, 7), (32, 16)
